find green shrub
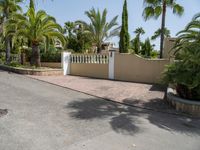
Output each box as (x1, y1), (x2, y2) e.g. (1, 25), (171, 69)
(151, 50), (158, 58)
(163, 43), (200, 100)
(0, 58), (3, 64)
(8, 61), (22, 67)
(41, 51), (61, 62)
(0, 52), (5, 64)
(25, 47), (62, 63)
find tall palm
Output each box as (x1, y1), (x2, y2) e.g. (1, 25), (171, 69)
(151, 27), (170, 40)
(143, 0), (184, 58)
(77, 8), (119, 53)
(134, 27), (145, 37)
(6, 7), (65, 67)
(134, 27), (145, 53)
(0, 0), (22, 63)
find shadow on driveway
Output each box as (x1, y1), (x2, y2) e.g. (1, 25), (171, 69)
(66, 98), (200, 136)
(149, 84), (167, 92)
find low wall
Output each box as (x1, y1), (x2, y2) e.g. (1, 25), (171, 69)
(41, 62), (61, 68)
(0, 64), (63, 76)
(114, 54), (170, 84)
(167, 88), (200, 116)
(70, 63), (108, 79)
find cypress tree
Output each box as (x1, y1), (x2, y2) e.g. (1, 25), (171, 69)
(119, 0), (130, 53)
(30, 0), (35, 9)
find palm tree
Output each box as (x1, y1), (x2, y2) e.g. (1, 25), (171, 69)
(75, 24), (92, 52)
(133, 27), (145, 53)
(64, 21), (91, 52)
(77, 8), (119, 53)
(163, 13), (200, 99)
(151, 27), (170, 40)
(174, 12), (200, 54)
(0, 0), (22, 63)
(6, 7), (65, 67)
(64, 21), (75, 39)
(143, 0), (184, 58)
(134, 27), (145, 37)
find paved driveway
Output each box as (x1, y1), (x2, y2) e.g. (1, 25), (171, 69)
(29, 75), (173, 113)
(0, 70), (200, 150)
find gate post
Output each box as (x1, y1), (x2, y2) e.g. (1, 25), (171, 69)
(108, 49), (115, 80)
(62, 51), (71, 75)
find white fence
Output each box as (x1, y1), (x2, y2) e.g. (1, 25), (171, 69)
(62, 52), (114, 77)
(70, 54), (109, 64)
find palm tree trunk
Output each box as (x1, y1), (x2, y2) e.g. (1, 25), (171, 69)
(97, 44), (101, 53)
(31, 44), (41, 67)
(160, 0), (166, 58)
(137, 35), (140, 54)
(5, 11), (11, 64)
(5, 37), (11, 64)
(21, 52), (26, 65)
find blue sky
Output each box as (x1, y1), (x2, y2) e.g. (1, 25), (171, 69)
(21, 0), (200, 49)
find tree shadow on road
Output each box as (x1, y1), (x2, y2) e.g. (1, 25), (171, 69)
(123, 98), (200, 136)
(66, 98), (142, 135)
(0, 109), (8, 118)
(67, 97), (200, 136)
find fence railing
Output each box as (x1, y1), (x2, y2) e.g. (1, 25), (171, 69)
(70, 54), (109, 64)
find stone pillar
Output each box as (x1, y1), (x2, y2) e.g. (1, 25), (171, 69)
(62, 51), (71, 75)
(108, 49), (115, 80)
(163, 38), (177, 59)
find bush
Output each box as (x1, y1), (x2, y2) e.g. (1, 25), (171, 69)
(25, 47), (62, 63)
(0, 52), (5, 64)
(8, 61), (22, 67)
(151, 50), (158, 58)
(41, 51), (61, 62)
(163, 43), (200, 100)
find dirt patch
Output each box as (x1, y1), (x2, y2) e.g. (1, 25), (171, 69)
(0, 109), (8, 118)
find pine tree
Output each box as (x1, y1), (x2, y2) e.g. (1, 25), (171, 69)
(119, 0), (129, 53)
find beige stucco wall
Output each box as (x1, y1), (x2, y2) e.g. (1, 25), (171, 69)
(163, 38), (177, 59)
(70, 63), (108, 79)
(114, 54), (170, 84)
(41, 62), (61, 68)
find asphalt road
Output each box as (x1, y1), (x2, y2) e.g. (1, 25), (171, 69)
(0, 70), (200, 150)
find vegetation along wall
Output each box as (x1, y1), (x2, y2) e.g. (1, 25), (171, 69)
(41, 62), (61, 68)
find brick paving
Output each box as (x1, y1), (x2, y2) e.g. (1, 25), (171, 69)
(28, 75), (175, 113)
